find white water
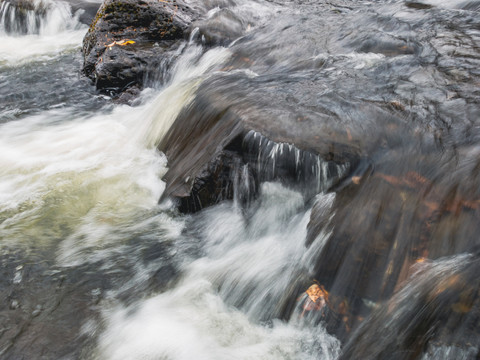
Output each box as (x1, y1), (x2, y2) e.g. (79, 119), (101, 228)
(96, 188), (340, 360)
(0, 0), (86, 64)
(0, 0), (78, 34)
(0, 1), (341, 358)
(0, 107), (168, 249)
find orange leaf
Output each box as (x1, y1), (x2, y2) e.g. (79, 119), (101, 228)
(106, 39), (136, 48)
(306, 284), (329, 303)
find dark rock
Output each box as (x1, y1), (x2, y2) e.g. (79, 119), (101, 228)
(114, 84), (142, 105)
(92, 41), (182, 96)
(303, 139), (480, 341)
(158, 72), (372, 213)
(175, 148), (255, 213)
(82, 0), (198, 95)
(340, 255), (480, 359)
(405, 1), (434, 9)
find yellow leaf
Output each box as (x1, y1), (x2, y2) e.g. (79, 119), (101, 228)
(106, 39), (135, 48)
(117, 40), (136, 46)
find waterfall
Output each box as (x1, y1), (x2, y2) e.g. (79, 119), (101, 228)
(0, 0), (86, 65)
(0, 0), (80, 35)
(95, 188), (341, 360)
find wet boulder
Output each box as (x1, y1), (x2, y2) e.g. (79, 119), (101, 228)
(82, 0), (198, 95)
(340, 254), (480, 359)
(303, 139), (480, 341)
(157, 69), (398, 212)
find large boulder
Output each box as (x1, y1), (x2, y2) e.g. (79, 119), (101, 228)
(82, 0), (198, 95)
(157, 69), (397, 212)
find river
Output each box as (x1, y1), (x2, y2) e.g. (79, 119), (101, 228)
(0, 0), (479, 359)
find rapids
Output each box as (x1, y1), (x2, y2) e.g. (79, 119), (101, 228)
(0, 0), (479, 359)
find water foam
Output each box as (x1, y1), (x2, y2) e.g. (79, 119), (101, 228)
(96, 184), (341, 360)
(0, 0), (85, 65)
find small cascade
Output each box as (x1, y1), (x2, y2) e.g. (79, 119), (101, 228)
(0, 0), (79, 36)
(169, 128), (351, 213)
(232, 163), (256, 209)
(242, 130), (350, 198)
(166, 126), (352, 213)
(96, 185), (342, 360)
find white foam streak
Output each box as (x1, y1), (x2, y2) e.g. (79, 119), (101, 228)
(98, 279), (337, 360)
(136, 46), (232, 148)
(0, 105), (167, 250)
(98, 184), (340, 359)
(0, 29), (86, 64)
(0, 0), (85, 64)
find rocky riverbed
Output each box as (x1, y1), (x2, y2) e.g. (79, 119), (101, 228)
(1, 0), (480, 358)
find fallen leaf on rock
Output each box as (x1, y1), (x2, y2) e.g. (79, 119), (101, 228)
(346, 128), (353, 141)
(106, 39), (136, 48)
(352, 176), (362, 184)
(390, 100), (405, 111)
(306, 283), (329, 303)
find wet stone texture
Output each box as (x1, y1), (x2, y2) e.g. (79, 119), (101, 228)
(0, 251), (104, 359)
(158, 71), (362, 213)
(0, 240), (182, 359)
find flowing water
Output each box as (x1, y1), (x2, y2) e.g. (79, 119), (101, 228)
(1, 0), (479, 359)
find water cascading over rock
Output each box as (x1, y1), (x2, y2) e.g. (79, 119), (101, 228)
(76, 0), (480, 358)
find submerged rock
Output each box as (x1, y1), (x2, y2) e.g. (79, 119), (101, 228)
(0, 241), (181, 359)
(340, 254), (480, 359)
(82, 0), (197, 95)
(192, 8), (246, 46)
(69, 0), (103, 25)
